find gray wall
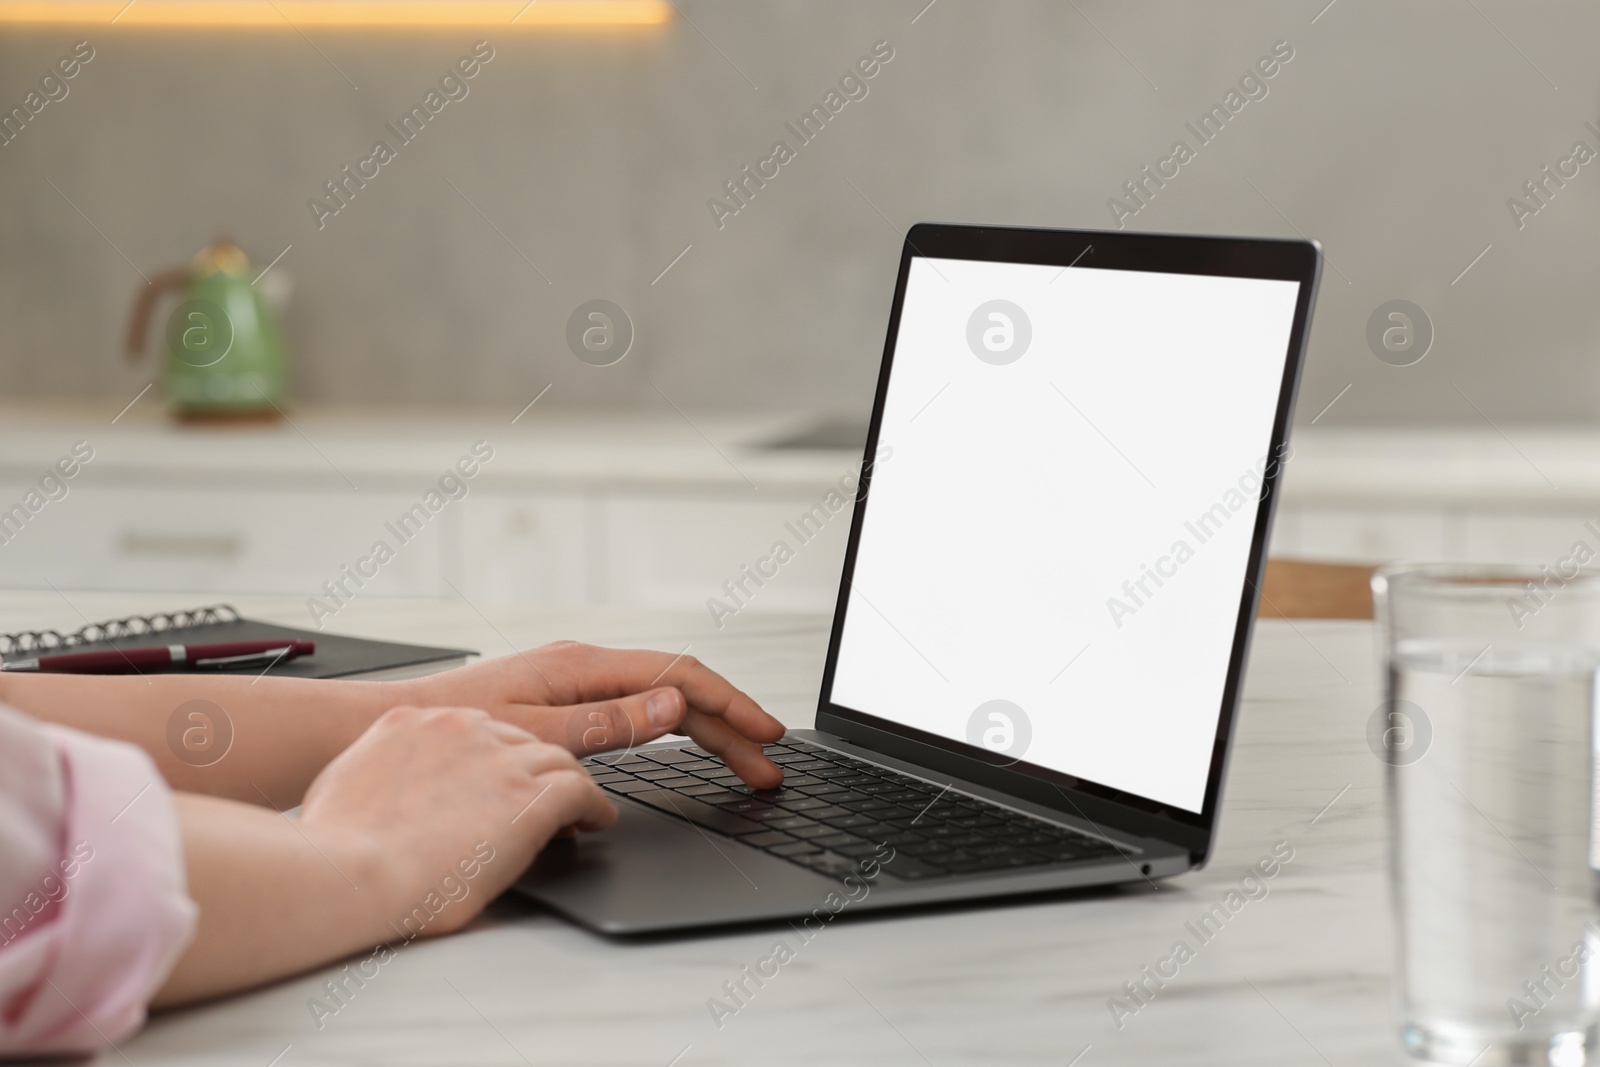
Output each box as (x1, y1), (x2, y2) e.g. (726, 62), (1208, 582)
(0, 0), (1595, 426)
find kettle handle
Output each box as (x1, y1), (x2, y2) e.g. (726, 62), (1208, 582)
(123, 268), (193, 362)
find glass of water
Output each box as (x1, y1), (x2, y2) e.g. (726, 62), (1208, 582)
(1374, 564), (1600, 1066)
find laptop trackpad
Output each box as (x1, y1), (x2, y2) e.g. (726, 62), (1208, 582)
(515, 798), (851, 934)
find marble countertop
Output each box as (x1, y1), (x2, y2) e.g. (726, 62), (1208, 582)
(0, 592), (1410, 1067)
(7, 401), (1600, 505)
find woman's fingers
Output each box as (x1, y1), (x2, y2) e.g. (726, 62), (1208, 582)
(552, 687), (684, 756)
(467, 643), (789, 785)
(539, 685), (783, 787)
(512, 764), (617, 834)
(674, 710), (784, 788)
(543, 645), (786, 746)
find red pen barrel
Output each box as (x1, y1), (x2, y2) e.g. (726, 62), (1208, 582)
(22, 639), (315, 673)
(33, 647), (177, 673)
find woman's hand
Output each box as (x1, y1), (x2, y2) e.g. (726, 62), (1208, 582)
(297, 703), (617, 934)
(394, 643), (788, 788)
(0, 641), (784, 808)
(158, 704), (615, 1005)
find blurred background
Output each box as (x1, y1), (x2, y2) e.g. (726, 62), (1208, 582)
(0, 0), (1595, 620)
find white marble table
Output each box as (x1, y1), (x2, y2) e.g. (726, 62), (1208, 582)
(0, 593), (1406, 1067)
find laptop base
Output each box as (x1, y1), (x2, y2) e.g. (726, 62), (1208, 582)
(514, 732), (1189, 936)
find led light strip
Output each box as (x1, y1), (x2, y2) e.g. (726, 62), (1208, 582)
(0, 0), (671, 26)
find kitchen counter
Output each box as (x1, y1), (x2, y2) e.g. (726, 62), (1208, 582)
(0, 404), (877, 611)
(0, 403), (867, 494)
(4, 403), (1597, 505)
(1277, 426), (1600, 507)
(5, 403), (1600, 590)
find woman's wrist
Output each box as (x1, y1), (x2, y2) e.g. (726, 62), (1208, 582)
(364, 675), (427, 716)
(295, 819), (407, 934)
(307, 677), (421, 766)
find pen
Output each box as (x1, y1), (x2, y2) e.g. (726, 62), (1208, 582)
(0, 639), (316, 674)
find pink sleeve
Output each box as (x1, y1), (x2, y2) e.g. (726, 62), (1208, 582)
(0, 704), (197, 1056)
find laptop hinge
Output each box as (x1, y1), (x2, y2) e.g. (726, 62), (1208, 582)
(812, 712), (1210, 859)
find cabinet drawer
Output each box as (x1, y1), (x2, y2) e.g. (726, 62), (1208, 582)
(602, 494), (851, 614)
(1458, 509), (1600, 565)
(0, 485), (446, 597)
(1285, 506), (1449, 564)
(458, 495), (590, 604)
(1267, 504), (1302, 556)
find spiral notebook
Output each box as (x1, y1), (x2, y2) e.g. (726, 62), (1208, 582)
(0, 605), (476, 680)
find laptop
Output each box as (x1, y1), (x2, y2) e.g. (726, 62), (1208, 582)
(518, 223), (1322, 933)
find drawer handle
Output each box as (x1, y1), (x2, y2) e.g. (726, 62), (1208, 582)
(116, 532), (242, 559)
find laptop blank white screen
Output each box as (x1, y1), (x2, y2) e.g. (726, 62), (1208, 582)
(829, 256), (1302, 813)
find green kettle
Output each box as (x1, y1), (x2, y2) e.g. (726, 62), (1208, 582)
(125, 240), (289, 420)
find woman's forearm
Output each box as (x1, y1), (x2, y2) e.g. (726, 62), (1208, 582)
(0, 672), (402, 808)
(153, 710), (614, 1009)
(152, 793), (395, 1008)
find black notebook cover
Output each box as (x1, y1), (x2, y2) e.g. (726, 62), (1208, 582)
(126, 619), (476, 678)
(1, 609), (475, 679)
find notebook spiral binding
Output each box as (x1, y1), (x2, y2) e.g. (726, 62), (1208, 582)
(0, 604), (240, 656)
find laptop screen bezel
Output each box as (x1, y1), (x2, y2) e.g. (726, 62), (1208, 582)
(813, 222), (1321, 863)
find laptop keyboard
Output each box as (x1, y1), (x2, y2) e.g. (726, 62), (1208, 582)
(581, 738), (1129, 881)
